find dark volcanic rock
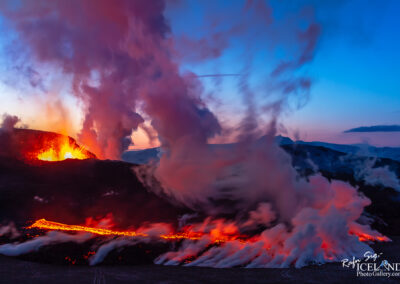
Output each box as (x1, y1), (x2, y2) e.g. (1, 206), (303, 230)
(0, 156), (189, 228)
(1, 130), (400, 236)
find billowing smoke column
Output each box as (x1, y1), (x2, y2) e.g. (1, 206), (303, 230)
(0, 0), (389, 268)
(0, 0), (317, 162)
(1, 0), (173, 159)
(0, 114), (20, 157)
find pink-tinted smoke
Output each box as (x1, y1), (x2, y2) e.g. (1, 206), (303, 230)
(1, 0), (172, 158)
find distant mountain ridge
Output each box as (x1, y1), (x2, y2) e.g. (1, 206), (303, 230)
(293, 140), (400, 162)
(122, 136), (400, 164)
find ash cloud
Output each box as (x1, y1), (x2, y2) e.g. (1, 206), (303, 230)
(0, 114), (20, 157)
(344, 125), (400, 133)
(0, 0), (171, 159)
(1, 114), (20, 132)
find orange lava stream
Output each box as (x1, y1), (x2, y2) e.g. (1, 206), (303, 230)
(28, 219), (388, 245)
(28, 219), (221, 242)
(28, 219), (148, 238)
(355, 232), (390, 242)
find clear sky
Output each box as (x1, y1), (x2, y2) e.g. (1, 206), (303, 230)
(0, 0), (399, 148)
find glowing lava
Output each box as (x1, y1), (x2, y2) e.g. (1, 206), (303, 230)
(28, 219), (148, 237)
(354, 232), (391, 242)
(36, 137), (91, 161)
(13, 129), (96, 162)
(28, 218), (389, 246)
(28, 219), (243, 243)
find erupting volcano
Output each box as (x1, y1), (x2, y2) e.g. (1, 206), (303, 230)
(0, 0), (399, 282)
(2, 129), (96, 162)
(35, 136), (93, 162)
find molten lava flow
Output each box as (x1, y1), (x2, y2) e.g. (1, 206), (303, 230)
(37, 137), (91, 161)
(28, 219), (244, 243)
(348, 224), (391, 242)
(353, 232), (391, 242)
(28, 219), (148, 238)
(28, 218), (390, 248)
(11, 129), (96, 162)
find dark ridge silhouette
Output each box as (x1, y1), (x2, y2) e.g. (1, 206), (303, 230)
(344, 125), (400, 133)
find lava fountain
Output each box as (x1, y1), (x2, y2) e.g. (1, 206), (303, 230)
(9, 129), (96, 162)
(36, 136), (92, 161)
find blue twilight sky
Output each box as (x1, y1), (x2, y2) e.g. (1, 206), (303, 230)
(0, 0), (399, 147)
(165, 0), (400, 146)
